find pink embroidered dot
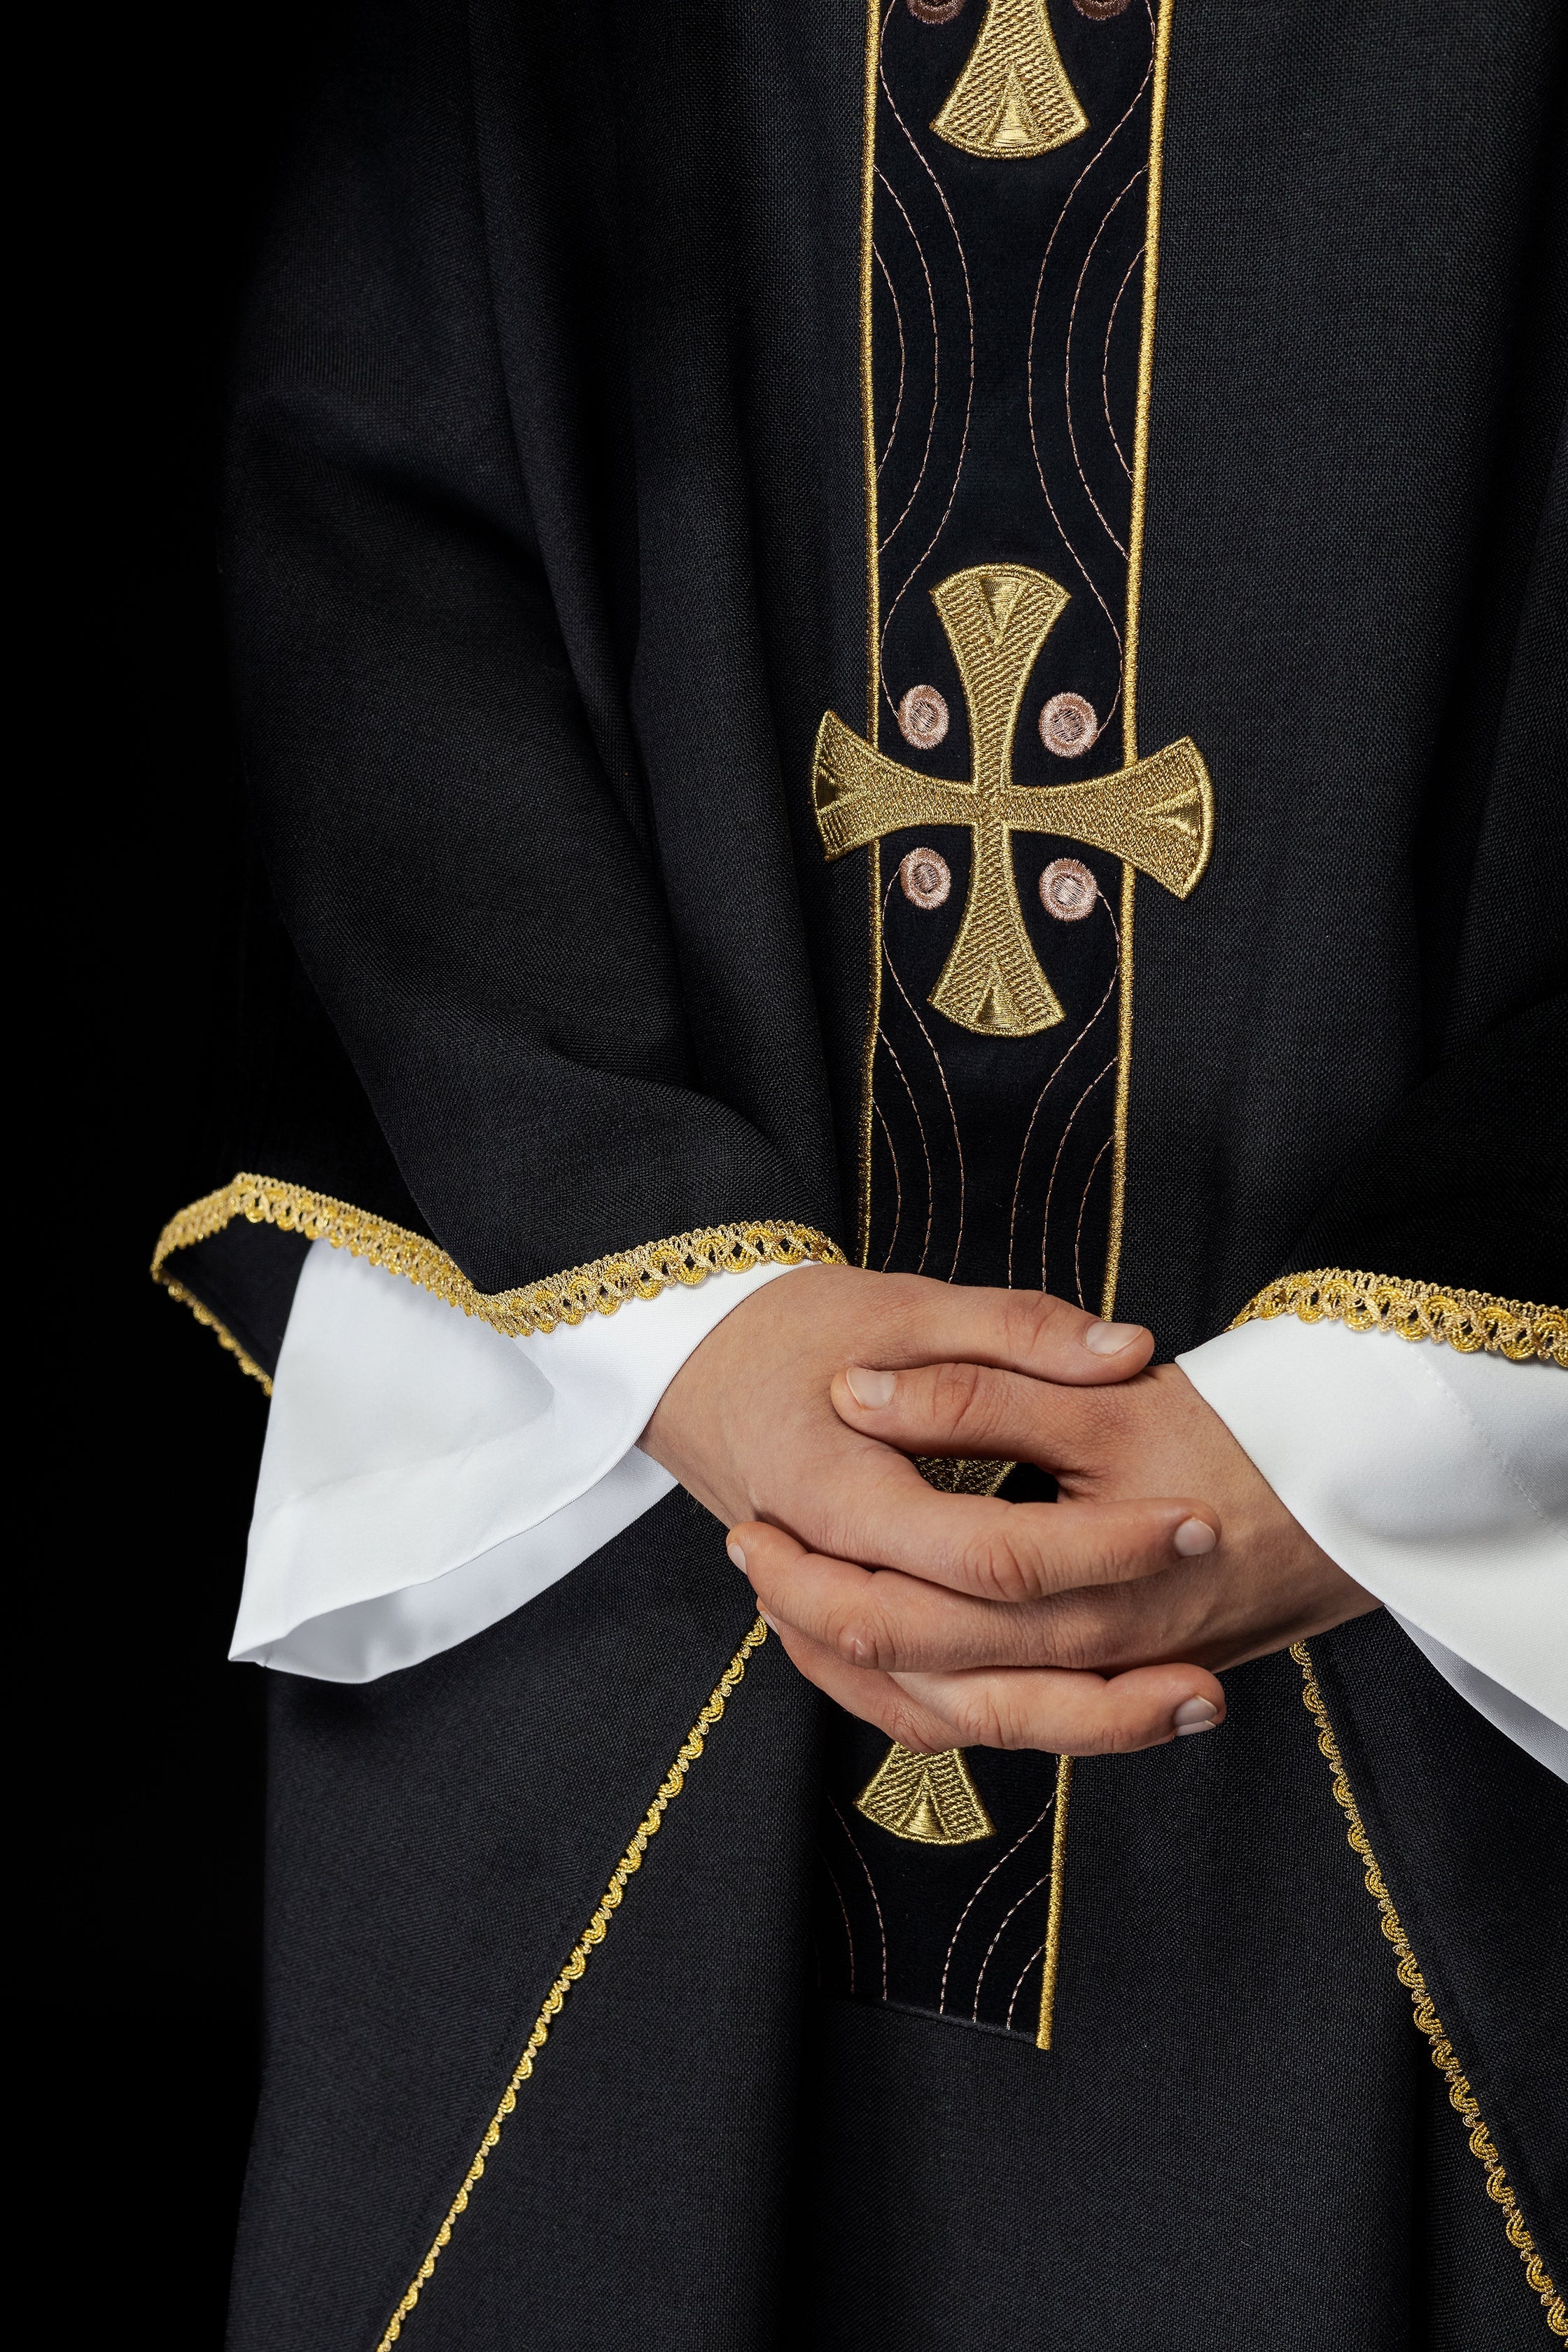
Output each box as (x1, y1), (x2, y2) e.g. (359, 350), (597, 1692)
(1072, 0), (1132, 19)
(1040, 691), (1100, 758)
(1040, 858), (1098, 920)
(900, 847), (953, 910)
(906, 0), (968, 20)
(898, 684), (951, 750)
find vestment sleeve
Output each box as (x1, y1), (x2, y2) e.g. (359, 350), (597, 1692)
(204, 0), (844, 1341)
(1180, 1317), (1567, 1781)
(230, 1241), (808, 1681)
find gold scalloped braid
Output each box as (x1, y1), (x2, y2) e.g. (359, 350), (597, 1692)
(159, 1279), (275, 1396)
(152, 1173), (846, 1366)
(1292, 1644), (1566, 2338)
(374, 1616), (769, 2352)
(1233, 1268), (1566, 1369)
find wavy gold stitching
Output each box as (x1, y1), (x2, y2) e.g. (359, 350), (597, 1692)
(374, 1618), (769, 2351)
(1233, 1268), (1566, 1369)
(1292, 1644), (1566, 2337)
(151, 1174), (846, 1360)
(160, 1279), (274, 1395)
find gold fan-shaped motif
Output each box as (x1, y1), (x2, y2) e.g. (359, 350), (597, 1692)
(856, 1742), (996, 1844)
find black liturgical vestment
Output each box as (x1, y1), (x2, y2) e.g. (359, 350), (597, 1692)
(156, 1), (1567, 2344)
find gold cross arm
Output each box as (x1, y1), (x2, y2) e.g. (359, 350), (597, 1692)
(813, 565), (1214, 1036)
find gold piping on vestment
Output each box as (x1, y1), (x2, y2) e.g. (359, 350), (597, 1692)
(373, 1618), (771, 2352)
(160, 1279), (274, 1395)
(1035, 1751), (1074, 2049)
(856, 0), (884, 1263)
(152, 1175), (845, 1367)
(1100, 859), (1136, 1318)
(1233, 1268), (1566, 1370)
(860, 841), (884, 1269)
(1292, 1645), (1565, 2337)
(1100, 0), (1175, 1319)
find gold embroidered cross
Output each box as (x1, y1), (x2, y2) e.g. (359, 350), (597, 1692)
(812, 564), (1213, 1036)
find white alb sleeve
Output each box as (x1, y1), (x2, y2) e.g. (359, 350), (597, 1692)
(232, 1238), (816, 1683)
(1177, 1315), (1568, 1781)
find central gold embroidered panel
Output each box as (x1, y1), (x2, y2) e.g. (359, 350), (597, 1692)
(814, 0), (1191, 2047)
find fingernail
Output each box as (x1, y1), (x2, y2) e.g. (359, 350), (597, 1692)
(1173, 1517), (1217, 1556)
(759, 1609), (780, 1634)
(1084, 1321), (1142, 1355)
(845, 1364), (897, 1408)
(1173, 1697), (1219, 1735)
(727, 1539), (747, 1572)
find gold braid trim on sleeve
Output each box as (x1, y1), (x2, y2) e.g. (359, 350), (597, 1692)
(152, 1172), (846, 1371)
(1232, 1268), (1566, 1368)
(1292, 1644), (1566, 2338)
(159, 1280), (275, 1396)
(373, 1617), (769, 2352)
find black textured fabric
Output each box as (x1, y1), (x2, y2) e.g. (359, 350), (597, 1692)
(231, 1492), (820, 2351)
(1118, 0), (1568, 1350)
(172, 0), (1567, 1334)
(197, 0), (1568, 2343)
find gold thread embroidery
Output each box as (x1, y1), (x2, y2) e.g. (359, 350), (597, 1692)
(1233, 1269), (1566, 1371)
(1292, 1644), (1566, 2337)
(813, 562), (1213, 1037)
(932, 0), (1088, 160)
(857, 1741), (996, 1844)
(1101, 0), (1175, 1317)
(1100, 858), (1136, 1317)
(374, 1618), (770, 2351)
(153, 1174), (846, 1355)
(915, 1452), (1014, 1496)
(1035, 1751), (1073, 2048)
(160, 1279), (274, 1395)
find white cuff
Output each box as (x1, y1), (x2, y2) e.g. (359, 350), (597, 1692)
(233, 1238), (813, 1681)
(1178, 1315), (1568, 1779)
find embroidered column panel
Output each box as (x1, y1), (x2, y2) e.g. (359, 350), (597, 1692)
(827, 0), (1203, 1305)
(813, 0), (1205, 2040)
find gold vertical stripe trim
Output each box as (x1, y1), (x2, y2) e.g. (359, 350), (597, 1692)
(374, 1618), (771, 2352)
(1121, 0), (1175, 768)
(861, 0), (881, 746)
(1099, 860), (1136, 1318)
(1035, 1751), (1074, 2049)
(857, 0), (884, 1263)
(1100, 0), (1175, 1319)
(860, 841), (884, 1267)
(1292, 1644), (1566, 2337)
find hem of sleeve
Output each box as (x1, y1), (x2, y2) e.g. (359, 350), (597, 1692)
(152, 1170), (847, 1361)
(1230, 1266), (1565, 1367)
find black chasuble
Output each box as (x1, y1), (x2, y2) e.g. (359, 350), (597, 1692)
(155, 1), (1566, 2345)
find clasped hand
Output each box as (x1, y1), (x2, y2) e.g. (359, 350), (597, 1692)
(640, 1265), (1375, 1756)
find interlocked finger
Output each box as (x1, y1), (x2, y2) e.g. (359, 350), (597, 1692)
(740, 1527), (1152, 1674)
(736, 1526), (1224, 1755)
(832, 1356), (1105, 1464)
(804, 1447), (1218, 1604)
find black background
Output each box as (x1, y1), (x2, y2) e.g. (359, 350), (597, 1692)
(62, 8), (342, 2331)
